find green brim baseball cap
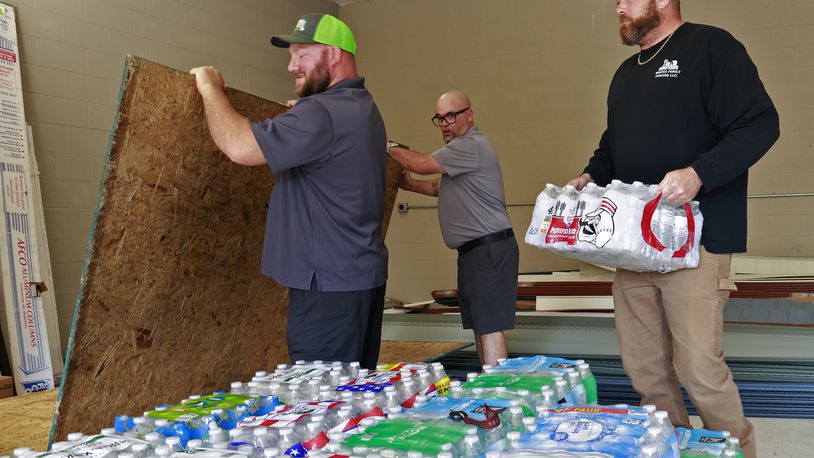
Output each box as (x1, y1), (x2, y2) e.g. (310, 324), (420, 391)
(271, 13), (357, 55)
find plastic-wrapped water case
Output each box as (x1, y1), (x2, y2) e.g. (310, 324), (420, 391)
(341, 418), (476, 456)
(526, 181), (703, 273)
(676, 428), (744, 457)
(504, 406), (679, 457)
(494, 355), (598, 405)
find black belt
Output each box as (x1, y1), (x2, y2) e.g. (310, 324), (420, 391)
(457, 228), (514, 255)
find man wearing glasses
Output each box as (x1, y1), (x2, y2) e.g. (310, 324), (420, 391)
(388, 90), (518, 366)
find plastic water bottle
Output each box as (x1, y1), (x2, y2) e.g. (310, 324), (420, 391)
(432, 362), (448, 381)
(277, 427), (298, 452)
(522, 416), (536, 433)
(449, 380), (463, 399)
(566, 368), (587, 404)
(185, 439), (203, 449)
(165, 436), (182, 453)
(724, 437), (743, 455)
(131, 443), (150, 458)
(467, 372), (478, 382)
(230, 381), (245, 394)
(459, 435), (484, 457)
(637, 444), (661, 457)
(287, 383), (302, 405)
(66, 432), (85, 443)
(504, 405), (526, 432)
(205, 427), (226, 446)
(555, 378), (569, 403)
(506, 431), (522, 451)
(576, 361), (598, 404)
(145, 432), (163, 448)
(154, 445), (171, 458)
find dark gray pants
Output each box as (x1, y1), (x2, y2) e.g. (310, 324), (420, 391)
(287, 276), (385, 370)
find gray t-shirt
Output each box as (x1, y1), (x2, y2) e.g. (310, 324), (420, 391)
(251, 77), (388, 292)
(432, 126), (512, 249)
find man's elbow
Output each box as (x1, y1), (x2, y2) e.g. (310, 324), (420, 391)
(222, 145), (266, 166)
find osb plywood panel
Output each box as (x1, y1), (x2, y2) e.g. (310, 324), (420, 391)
(53, 56), (402, 441)
(0, 390), (57, 455)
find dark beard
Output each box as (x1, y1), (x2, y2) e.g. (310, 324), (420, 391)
(619, 0), (660, 46)
(297, 64), (331, 97)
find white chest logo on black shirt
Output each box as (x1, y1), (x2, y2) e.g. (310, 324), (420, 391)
(655, 59), (681, 78)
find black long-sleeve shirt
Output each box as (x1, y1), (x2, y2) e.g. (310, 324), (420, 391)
(584, 22), (779, 254)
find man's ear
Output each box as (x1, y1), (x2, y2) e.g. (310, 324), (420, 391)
(326, 46), (342, 67)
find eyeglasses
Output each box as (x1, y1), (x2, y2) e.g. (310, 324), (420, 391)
(431, 107), (470, 127)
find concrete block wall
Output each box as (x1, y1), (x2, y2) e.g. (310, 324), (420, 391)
(340, 0), (814, 304)
(6, 0), (337, 351)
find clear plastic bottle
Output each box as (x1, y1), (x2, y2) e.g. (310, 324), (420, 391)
(234, 427), (258, 444)
(566, 368), (587, 404)
(230, 381), (245, 395)
(522, 416), (536, 433)
(449, 380), (463, 399)
(11, 448), (31, 458)
(431, 362), (448, 382)
(205, 427), (226, 446)
(277, 427), (298, 452)
(66, 432), (85, 443)
(459, 435), (484, 457)
(306, 379), (321, 400)
(253, 426), (279, 449)
(724, 437), (743, 456)
(131, 443), (150, 458)
(144, 432), (163, 448)
(506, 431), (522, 451)
(287, 383), (302, 405)
(349, 361), (361, 378)
(555, 378), (570, 403)
(504, 405), (526, 432)
(412, 395), (428, 409)
(154, 445), (171, 458)
(466, 372), (478, 382)
(636, 444), (661, 458)
(164, 436), (182, 453)
(186, 439), (203, 449)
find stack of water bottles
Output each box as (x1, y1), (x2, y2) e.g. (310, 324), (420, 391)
(5, 355), (743, 458)
(525, 181), (704, 273)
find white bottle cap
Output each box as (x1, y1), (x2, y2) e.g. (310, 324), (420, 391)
(66, 432), (85, 442)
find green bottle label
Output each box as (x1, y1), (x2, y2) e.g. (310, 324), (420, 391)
(583, 374), (598, 404)
(343, 419), (471, 454)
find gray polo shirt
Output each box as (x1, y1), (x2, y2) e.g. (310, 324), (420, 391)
(250, 77), (388, 292)
(432, 126), (512, 249)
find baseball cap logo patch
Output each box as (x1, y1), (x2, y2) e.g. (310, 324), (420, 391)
(294, 19), (307, 31)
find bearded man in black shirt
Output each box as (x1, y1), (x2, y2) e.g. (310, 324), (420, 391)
(567, 1), (778, 456)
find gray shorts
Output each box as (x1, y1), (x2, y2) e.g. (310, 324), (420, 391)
(457, 236), (519, 335)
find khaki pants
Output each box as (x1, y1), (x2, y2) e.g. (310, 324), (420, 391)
(613, 247), (756, 458)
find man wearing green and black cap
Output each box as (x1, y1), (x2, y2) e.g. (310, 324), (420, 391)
(190, 13), (388, 369)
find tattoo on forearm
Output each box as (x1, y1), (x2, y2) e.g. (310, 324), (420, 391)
(431, 180), (439, 197)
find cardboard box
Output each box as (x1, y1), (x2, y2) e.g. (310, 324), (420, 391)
(0, 375), (12, 399)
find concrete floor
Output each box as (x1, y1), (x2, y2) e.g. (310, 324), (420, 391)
(691, 416), (814, 457)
